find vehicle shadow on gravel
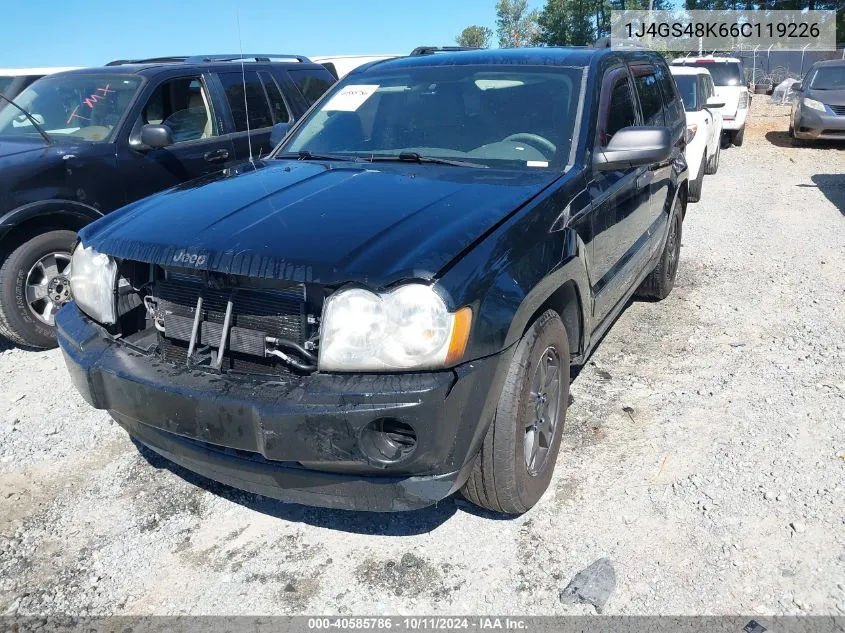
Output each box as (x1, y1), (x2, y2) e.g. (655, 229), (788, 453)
(765, 131), (845, 150)
(807, 175), (845, 216)
(133, 441), (515, 534)
(0, 335), (46, 354)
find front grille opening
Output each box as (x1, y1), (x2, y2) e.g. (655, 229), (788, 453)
(115, 261), (322, 378)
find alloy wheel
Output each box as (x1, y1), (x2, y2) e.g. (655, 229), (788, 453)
(525, 346), (563, 476)
(25, 252), (72, 325)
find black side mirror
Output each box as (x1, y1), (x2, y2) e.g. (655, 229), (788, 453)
(594, 126), (672, 171)
(140, 124), (174, 149)
(790, 83), (803, 92)
(270, 122), (291, 147)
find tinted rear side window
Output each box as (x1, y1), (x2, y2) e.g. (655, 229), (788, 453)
(632, 65), (665, 126)
(655, 63), (685, 125)
(218, 70), (274, 132)
(259, 72), (291, 123)
(288, 68), (335, 105)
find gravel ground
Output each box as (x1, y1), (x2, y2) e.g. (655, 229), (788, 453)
(1, 98), (844, 617)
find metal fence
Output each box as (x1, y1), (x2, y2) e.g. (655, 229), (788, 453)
(735, 45), (845, 85)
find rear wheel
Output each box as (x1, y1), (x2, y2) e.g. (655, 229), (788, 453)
(461, 310), (569, 514)
(636, 197), (682, 301)
(732, 125), (745, 147)
(0, 230), (77, 349)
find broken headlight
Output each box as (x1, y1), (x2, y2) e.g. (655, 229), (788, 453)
(69, 243), (118, 325)
(318, 284), (471, 372)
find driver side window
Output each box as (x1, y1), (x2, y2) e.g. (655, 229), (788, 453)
(599, 70), (637, 147)
(136, 77), (217, 144)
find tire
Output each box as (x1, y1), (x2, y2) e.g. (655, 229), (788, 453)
(705, 144), (720, 175)
(636, 197), (682, 301)
(461, 309), (570, 514)
(688, 155), (705, 203)
(0, 229), (77, 349)
(788, 124), (794, 138)
(732, 125), (745, 147)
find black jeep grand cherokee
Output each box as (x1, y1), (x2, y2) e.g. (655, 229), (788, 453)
(57, 47), (688, 514)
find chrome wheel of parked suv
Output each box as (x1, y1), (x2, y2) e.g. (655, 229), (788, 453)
(462, 310), (570, 514)
(0, 230), (77, 348)
(26, 251), (72, 325)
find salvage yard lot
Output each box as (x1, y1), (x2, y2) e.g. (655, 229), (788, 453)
(1, 99), (843, 616)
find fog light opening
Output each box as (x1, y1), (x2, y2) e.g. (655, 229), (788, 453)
(360, 418), (417, 464)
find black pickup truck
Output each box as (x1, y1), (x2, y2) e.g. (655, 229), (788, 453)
(57, 46), (688, 514)
(0, 54), (334, 348)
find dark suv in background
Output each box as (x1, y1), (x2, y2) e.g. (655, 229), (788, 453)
(0, 54), (334, 348)
(58, 46), (688, 514)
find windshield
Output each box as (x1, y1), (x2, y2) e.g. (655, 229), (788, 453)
(281, 65), (583, 170)
(673, 75), (699, 111)
(809, 67), (845, 90)
(0, 74), (142, 142)
(684, 62), (742, 87)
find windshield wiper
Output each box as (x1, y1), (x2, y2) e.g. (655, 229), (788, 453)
(367, 152), (488, 169)
(276, 150), (360, 162)
(0, 93), (52, 145)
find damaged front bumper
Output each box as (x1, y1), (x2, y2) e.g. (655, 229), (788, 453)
(56, 304), (509, 512)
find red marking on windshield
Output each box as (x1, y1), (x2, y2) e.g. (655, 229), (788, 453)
(66, 105), (91, 125)
(67, 84), (115, 125)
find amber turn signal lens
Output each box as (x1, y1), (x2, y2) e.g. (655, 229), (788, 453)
(445, 306), (472, 366)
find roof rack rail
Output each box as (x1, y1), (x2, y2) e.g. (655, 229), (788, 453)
(409, 46), (481, 56)
(593, 37), (650, 50)
(105, 54), (311, 67)
(106, 56), (189, 66)
(183, 54), (311, 64)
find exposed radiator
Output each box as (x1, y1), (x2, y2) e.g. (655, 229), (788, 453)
(154, 277), (310, 376)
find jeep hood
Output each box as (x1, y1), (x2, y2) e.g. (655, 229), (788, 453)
(81, 159), (557, 287)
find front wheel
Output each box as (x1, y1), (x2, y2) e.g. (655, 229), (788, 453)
(689, 154), (705, 203)
(732, 125), (745, 147)
(461, 310), (570, 514)
(705, 144), (720, 175)
(0, 230), (77, 349)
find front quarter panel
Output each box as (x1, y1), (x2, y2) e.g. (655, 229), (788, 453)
(437, 170), (592, 362)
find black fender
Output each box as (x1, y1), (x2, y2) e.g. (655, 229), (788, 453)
(437, 173), (593, 364)
(500, 228), (591, 356)
(0, 200), (103, 246)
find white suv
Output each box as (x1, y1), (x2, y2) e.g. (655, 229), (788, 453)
(671, 56), (749, 146)
(670, 66), (724, 202)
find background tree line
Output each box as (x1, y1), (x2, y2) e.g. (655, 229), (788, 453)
(456, 0), (843, 48)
